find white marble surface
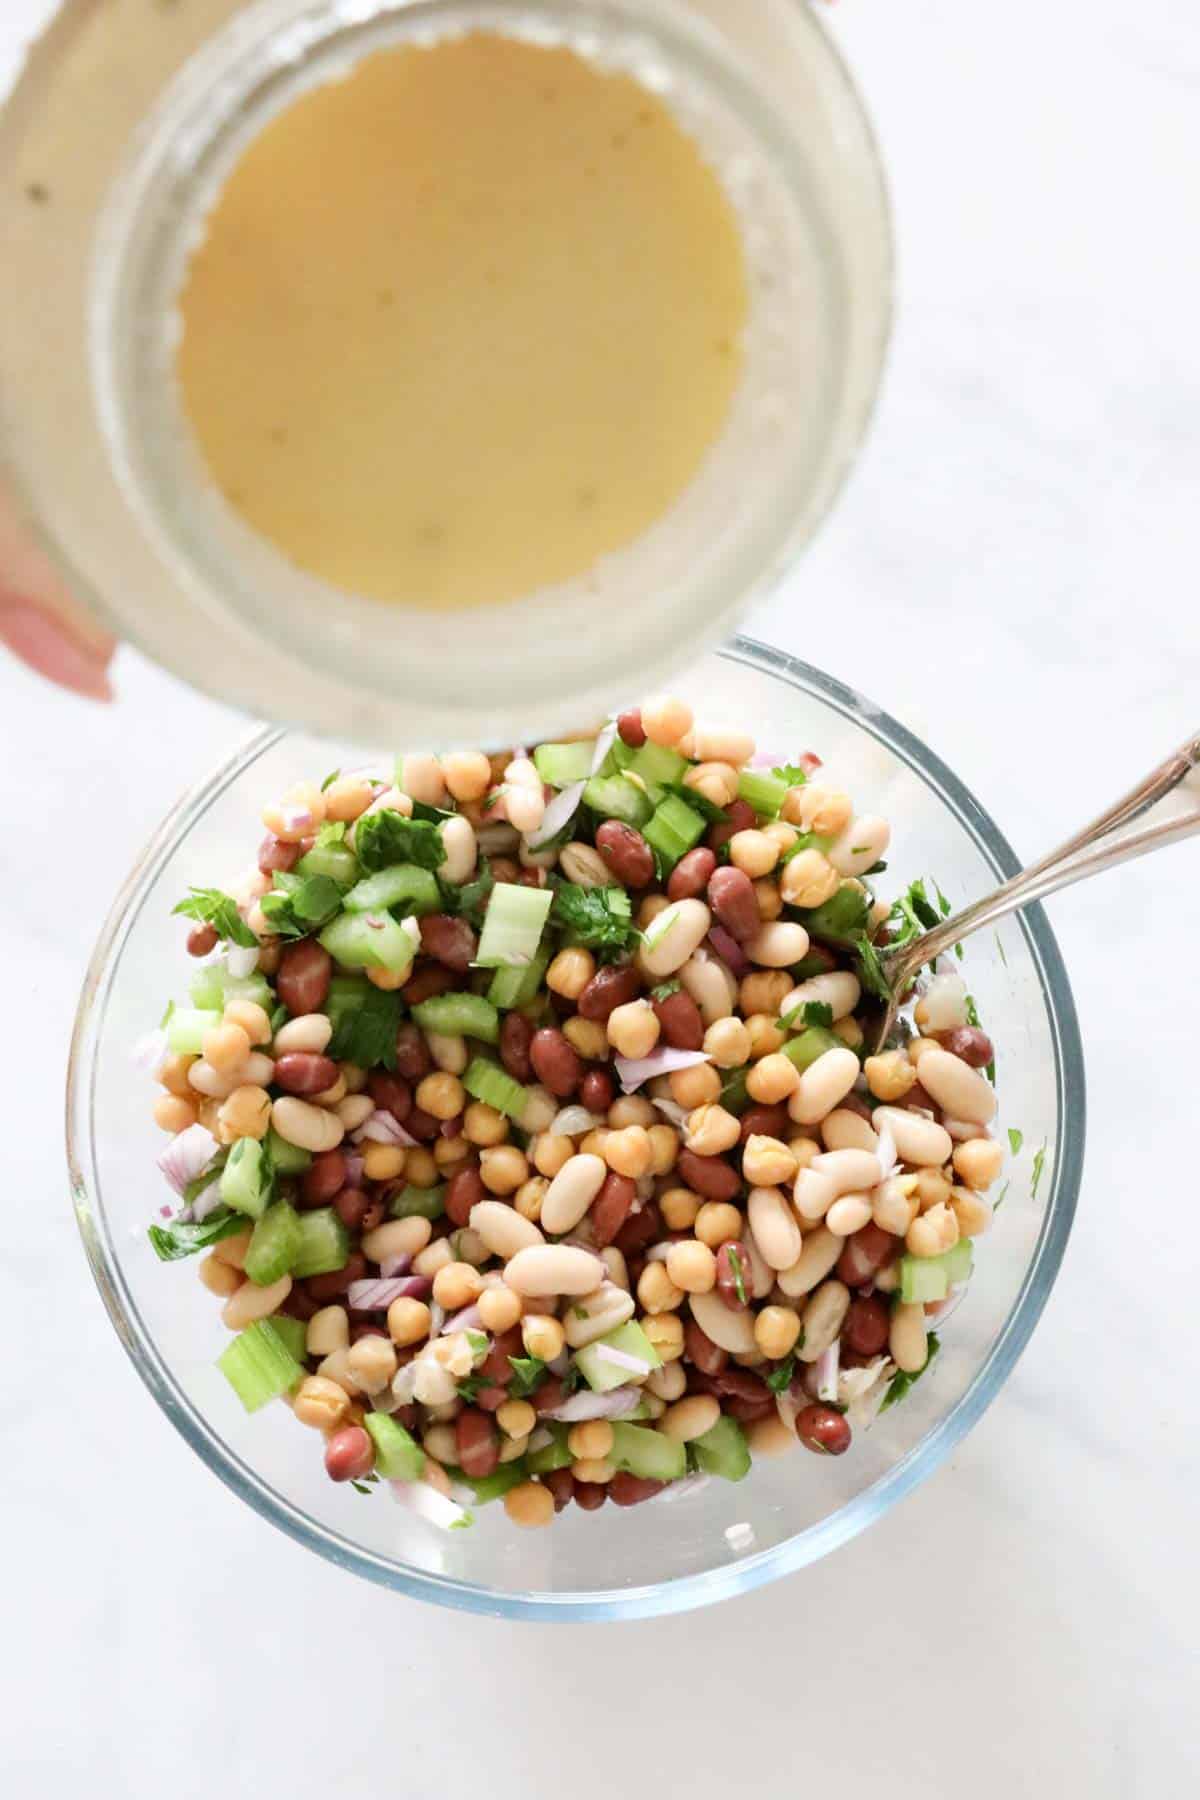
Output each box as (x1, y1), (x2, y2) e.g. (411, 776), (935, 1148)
(3, 1), (1199, 1794)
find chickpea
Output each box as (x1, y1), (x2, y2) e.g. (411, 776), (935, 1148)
(781, 784), (853, 837)
(953, 1138), (1005, 1191)
(547, 947), (596, 1001)
(157, 1052), (195, 1097)
(212, 1230), (252, 1269)
(703, 1016), (751, 1069)
(746, 1053), (801, 1105)
(461, 1102), (508, 1148)
(604, 1126), (653, 1179)
(647, 1124), (679, 1176)
(638, 893), (671, 929)
(694, 1200), (743, 1248)
(728, 830), (780, 878)
(197, 1252), (240, 1297)
(739, 970), (793, 1017)
(346, 1335), (399, 1395)
(504, 1480), (557, 1528)
(642, 1313), (684, 1361)
(684, 762), (739, 809)
(907, 1037), (941, 1066)
(414, 1072), (464, 1122)
(762, 821), (798, 856)
(641, 695), (693, 747)
(514, 1176), (548, 1222)
(660, 1186), (702, 1231)
(754, 1304), (802, 1360)
(480, 1145), (529, 1195)
(154, 1093), (198, 1133)
(684, 1103), (741, 1156)
(421, 1423), (459, 1466)
(742, 1134), (798, 1187)
(789, 1135), (822, 1171)
(363, 1142), (406, 1182)
(387, 1297), (433, 1347)
(434, 1135), (470, 1172)
(432, 1262), (483, 1312)
(522, 1314), (566, 1361)
(441, 750), (492, 803)
(607, 999), (661, 1060)
(568, 1420), (615, 1462)
(637, 1262), (685, 1314)
(864, 1050), (916, 1102)
(563, 1016), (609, 1061)
(426, 1032), (467, 1076)
(745, 1014), (785, 1060)
(366, 964), (409, 992)
(531, 1132), (574, 1178)
(668, 1062), (722, 1108)
(498, 1399), (538, 1440)
(216, 1084), (271, 1142)
(293, 1376), (351, 1431)
(951, 1186), (994, 1237)
(307, 1306), (350, 1356)
(263, 781), (326, 840)
(413, 1238), (453, 1278)
(914, 1167), (953, 1213)
(579, 1128), (609, 1160)
(323, 774), (376, 822)
(833, 1016), (865, 1050)
(571, 1457), (617, 1484)
(201, 1021), (252, 1077)
(478, 1285), (523, 1332)
(665, 1238), (717, 1295)
(779, 848), (841, 909)
(223, 999), (272, 1046)
(646, 1360), (688, 1402)
(753, 878), (784, 922)
(906, 1201), (960, 1258)
(607, 1094), (655, 1129)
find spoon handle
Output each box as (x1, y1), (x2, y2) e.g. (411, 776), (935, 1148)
(886, 729), (1200, 988)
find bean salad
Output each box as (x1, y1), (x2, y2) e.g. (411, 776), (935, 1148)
(145, 697), (1004, 1530)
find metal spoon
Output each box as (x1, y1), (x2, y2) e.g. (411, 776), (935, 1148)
(867, 729), (1200, 1051)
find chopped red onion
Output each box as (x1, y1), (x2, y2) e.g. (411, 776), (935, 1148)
(428, 1300), (446, 1335)
(131, 1027), (168, 1074)
(158, 1204), (173, 1219)
(749, 749), (784, 769)
(390, 1480), (472, 1531)
(526, 778), (585, 848)
(548, 1104), (607, 1137)
(800, 752), (823, 775)
(590, 721), (618, 774)
(348, 1275), (430, 1310)
(363, 912), (389, 932)
(542, 1386), (642, 1422)
(440, 1303), (483, 1335)
(775, 1389), (800, 1436)
(341, 1151), (365, 1187)
(547, 1349), (570, 1378)
(379, 1253), (412, 1279)
(190, 1175), (225, 1223)
(615, 1047), (711, 1093)
(816, 1340), (840, 1404)
(225, 943), (260, 978)
(875, 1121), (897, 1183)
(592, 1343), (652, 1377)
(651, 1096), (690, 1129)
(353, 1110), (419, 1148)
(706, 926), (748, 977)
(925, 1282), (969, 1328)
(280, 805), (314, 834)
(156, 1123), (220, 1197)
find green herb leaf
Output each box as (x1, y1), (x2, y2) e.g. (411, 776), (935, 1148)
(260, 873), (343, 939)
(449, 1511), (475, 1530)
(994, 932), (1008, 967)
(159, 998), (175, 1030)
(777, 1000), (833, 1032)
(994, 1181), (1009, 1212)
(354, 810), (447, 875)
(779, 831), (823, 865)
(551, 883), (636, 953)
(327, 986), (402, 1070)
(455, 1375), (488, 1403)
(314, 819), (347, 848)
(320, 768), (341, 792)
(727, 1245), (747, 1306)
(444, 860), (495, 930)
(269, 1003), (289, 1034)
(650, 979), (681, 1003)
(853, 931), (893, 1003)
(147, 1207), (246, 1262)
(507, 1355), (547, 1398)
(349, 1479), (374, 1495)
(964, 994), (981, 1028)
(1008, 1128), (1024, 1157)
(879, 1332), (941, 1413)
(1030, 1142), (1048, 1200)
(172, 887), (258, 949)
(772, 763), (808, 787)
(765, 1354), (796, 1394)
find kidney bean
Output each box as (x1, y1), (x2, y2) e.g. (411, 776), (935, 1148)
(499, 1012), (534, 1082)
(843, 1293), (890, 1357)
(393, 1023), (432, 1083)
(836, 1222), (896, 1287)
(579, 1066), (615, 1113)
(480, 1325), (523, 1386)
(612, 1200), (662, 1257)
(419, 914), (477, 972)
(305, 1250), (367, 1303)
(445, 1163), (486, 1228)
(396, 1403), (419, 1433)
(800, 943), (838, 976)
(186, 922), (219, 957)
(715, 1241), (752, 1311)
(258, 833), (302, 875)
(609, 1473), (665, 1506)
(728, 1394), (775, 1424)
(684, 1318), (728, 1377)
(475, 1385), (508, 1412)
(707, 798), (755, 854)
(667, 846), (717, 902)
(591, 1171), (637, 1247)
(274, 1052), (338, 1097)
(280, 1286), (318, 1322)
(519, 867), (547, 889)
(301, 1148), (346, 1208)
(595, 820), (655, 888)
(616, 708), (646, 748)
(404, 962), (456, 1006)
(440, 1117), (463, 1142)
(530, 1027), (582, 1097)
(836, 1091), (875, 1124)
(542, 1467), (576, 1512)
(367, 1071), (412, 1122)
(677, 1146), (741, 1201)
(277, 940), (332, 1015)
(795, 1404), (852, 1456)
(533, 1376), (567, 1417)
(456, 1409), (499, 1479)
(350, 1321), (388, 1343)
(324, 1426), (375, 1483)
(577, 963), (641, 1021)
(361, 1196), (386, 1233)
(704, 1364), (769, 1405)
(899, 1081), (939, 1116)
(573, 1480), (608, 1511)
(707, 866), (760, 942)
(738, 1103), (789, 1145)
(653, 988), (705, 1051)
(935, 1025), (995, 1070)
(333, 1187), (371, 1231)
(406, 1105), (441, 1142)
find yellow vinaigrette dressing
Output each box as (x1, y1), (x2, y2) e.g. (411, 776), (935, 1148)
(176, 32), (749, 611)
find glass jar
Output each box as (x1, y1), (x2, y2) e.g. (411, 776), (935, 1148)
(0, 0), (891, 743)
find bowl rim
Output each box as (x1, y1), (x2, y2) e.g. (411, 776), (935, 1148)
(66, 636), (1085, 1621)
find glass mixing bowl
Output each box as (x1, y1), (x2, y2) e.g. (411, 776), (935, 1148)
(66, 640), (1084, 1619)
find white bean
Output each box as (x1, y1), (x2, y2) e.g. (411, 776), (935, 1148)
(793, 1167), (838, 1223)
(243, 1052), (276, 1087)
(747, 1186), (803, 1271)
(872, 1176), (917, 1236)
(826, 815), (891, 877)
(825, 1193), (873, 1237)
(469, 1200), (545, 1259)
(518, 1084), (558, 1134)
(915, 970), (969, 1031)
(788, 1048), (861, 1125)
(889, 1301), (929, 1373)
(639, 899), (712, 978)
(272, 1013), (333, 1055)
(559, 842), (609, 887)
(743, 921), (810, 968)
(187, 1059), (238, 1099)
(361, 1216), (433, 1264)
(562, 1283), (636, 1348)
(439, 814), (477, 884)
(270, 1095), (343, 1152)
(742, 1229), (775, 1299)
(600, 1246), (630, 1291)
(306, 1305), (349, 1356)
(811, 1147), (883, 1196)
(872, 1106), (954, 1168)
(539, 1153), (607, 1235)
(336, 1094), (375, 1130)
(779, 970), (861, 1023)
(398, 753), (447, 808)
(503, 1243), (606, 1297)
(222, 1274), (292, 1330)
(914, 1048), (998, 1125)
(678, 949), (737, 1024)
(426, 1031), (468, 1074)
(682, 726), (756, 766)
(688, 1288), (758, 1353)
(821, 1108), (879, 1154)
(796, 1279), (851, 1362)
(777, 1227), (842, 1296)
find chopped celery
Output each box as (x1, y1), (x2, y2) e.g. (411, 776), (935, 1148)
(389, 1183), (446, 1221)
(489, 945), (552, 1010)
(244, 1200), (302, 1286)
(186, 965), (225, 1011)
(611, 740), (689, 790)
(291, 1207), (350, 1279)
(475, 882), (553, 969)
(324, 973), (371, 1038)
(188, 964), (273, 1013)
(691, 1415), (751, 1482)
(220, 1137), (272, 1221)
(582, 773), (653, 827)
(319, 909), (416, 974)
(643, 793), (706, 869)
(736, 769), (789, 818)
(525, 1427), (572, 1476)
(574, 1321), (662, 1393)
(899, 1240), (973, 1305)
(463, 1057), (529, 1121)
(609, 1422), (687, 1483)
(781, 1027), (843, 1072)
(217, 1320), (304, 1413)
(533, 740), (596, 787)
(365, 1412), (425, 1482)
(411, 993), (499, 1044)
(461, 1461), (529, 1503)
(265, 1128), (312, 1175)
(342, 864), (440, 916)
(166, 1007), (222, 1056)
(268, 1314), (309, 1363)
(295, 843), (359, 890)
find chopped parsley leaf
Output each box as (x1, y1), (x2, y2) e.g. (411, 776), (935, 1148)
(444, 860), (495, 929)
(1008, 1127), (1024, 1157)
(726, 1246), (747, 1305)
(314, 819), (347, 849)
(994, 1181), (1009, 1211)
(320, 768), (341, 792)
(147, 1207), (246, 1262)
(772, 763), (808, 787)
(651, 979), (682, 1003)
(449, 1511), (476, 1531)
(172, 886), (258, 949)
(354, 810), (447, 875)
(455, 1374), (488, 1403)
(327, 986), (402, 1070)
(879, 1332), (941, 1413)
(1030, 1142), (1048, 1200)
(551, 883), (637, 954)
(777, 1000), (834, 1032)
(159, 998), (175, 1030)
(507, 1355), (547, 1398)
(765, 1354), (796, 1394)
(260, 872), (343, 939)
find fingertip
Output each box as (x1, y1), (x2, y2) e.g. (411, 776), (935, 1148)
(0, 595), (115, 701)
